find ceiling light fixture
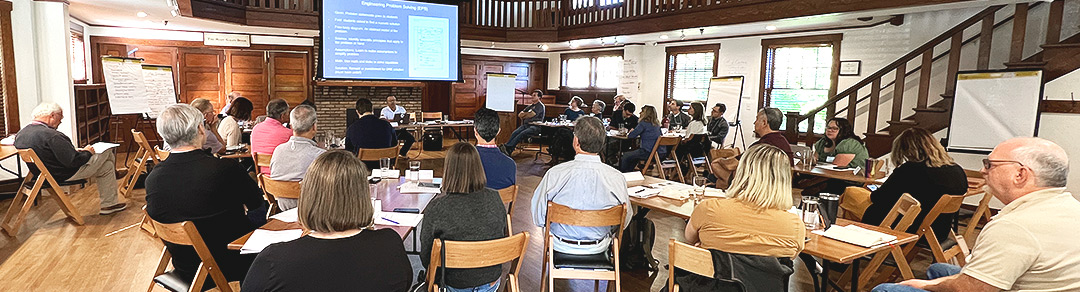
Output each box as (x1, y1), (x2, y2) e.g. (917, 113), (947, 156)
(137, 11), (148, 18)
(680, 31), (686, 40)
(539, 44), (549, 51)
(171, 9), (179, 17)
(490, 42), (495, 48)
(659, 34), (669, 40)
(766, 25), (777, 31)
(568, 40), (578, 49)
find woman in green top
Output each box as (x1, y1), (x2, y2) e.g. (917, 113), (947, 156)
(813, 117), (869, 169)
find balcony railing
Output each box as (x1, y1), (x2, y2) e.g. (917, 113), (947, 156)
(460, 0), (778, 29)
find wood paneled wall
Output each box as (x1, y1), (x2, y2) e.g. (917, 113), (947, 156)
(453, 55), (547, 120)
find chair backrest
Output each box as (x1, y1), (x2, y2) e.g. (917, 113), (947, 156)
(148, 218), (233, 292)
(357, 146), (401, 162)
(258, 174), (301, 200)
(253, 152), (272, 174)
(545, 202), (626, 243)
(18, 149), (55, 183)
(422, 112), (443, 121)
(916, 194), (966, 234)
(132, 130), (160, 164)
(669, 239), (715, 277)
(427, 233), (529, 292)
(154, 146), (170, 161)
(498, 185), (517, 207)
(878, 193), (922, 232)
(963, 190), (994, 247)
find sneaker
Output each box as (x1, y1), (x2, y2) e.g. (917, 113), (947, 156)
(99, 203), (127, 215)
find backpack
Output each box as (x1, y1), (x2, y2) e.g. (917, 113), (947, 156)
(548, 128), (576, 162)
(620, 213), (659, 271)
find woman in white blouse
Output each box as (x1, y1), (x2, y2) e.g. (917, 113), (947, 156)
(218, 97), (253, 148)
(677, 102), (710, 172)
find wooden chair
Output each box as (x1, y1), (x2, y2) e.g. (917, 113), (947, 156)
(256, 174), (301, 215)
(252, 152), (272, 174)
(541, 202), (626, 292)
(155, 146), (170, 161)
(845, 193), (921, 291)
(639, 136), (684, 182)
(421, 112), (443, 121)
(961, 170), (992, 247)
(357, 146), (402, 164)
(1, 149), (85, 236)
(669, 239), (737, 292)
(425, 233), (530, 292)
(146, 217), (238, 292)
(680, 134), (710, 180)
(119, 130), (161, 198)
(903, 194), (969, 266)
(498, 185), (518, 234)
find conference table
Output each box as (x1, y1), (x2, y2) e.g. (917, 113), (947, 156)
(794, 163), (887, 186)
(228, 177), (439, 251)
(626, 176), (918, 292)
(395, 121), (474, 143)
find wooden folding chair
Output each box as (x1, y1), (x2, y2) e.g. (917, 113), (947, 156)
(155, 146), (170, 161)
(668, 239), (726, 292)
(119, 130), (161, 198)
(541, 202), (626, 292)
(845, 193), (921, 291)
(639, 136), (684, 182)
(498, 185), (518, 234)
(357, 146), (402, 165)
(421, 112), (443, 121)
(252, 152), (272, 175)
(257, 174), (301, 215)
(1, 149), (85, 236)
(903, 194), (969, 266)
(680, 134), (710, 180)
(146, 218), (238, 292)
(961, 170), (992, 248)
(426, 232), (530, 292)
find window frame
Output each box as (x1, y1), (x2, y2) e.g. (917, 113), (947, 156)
(664, 44), (720, 103)
(559, 49), (623, 91)
(758, 34), (842, 133)
(70, 30), (88, 84)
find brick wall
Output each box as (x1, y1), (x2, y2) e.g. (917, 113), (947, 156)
(314, 86), (423, 137)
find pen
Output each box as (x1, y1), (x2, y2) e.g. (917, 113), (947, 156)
(381, 217), (400, 225)
(635, 188), (647, 193)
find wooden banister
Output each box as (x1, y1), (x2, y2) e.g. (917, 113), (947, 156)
(1010, 3), (1030, 63)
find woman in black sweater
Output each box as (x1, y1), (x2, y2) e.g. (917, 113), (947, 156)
(420, 143), (509, 292)
(861, 128), (968, 239)
(243, 150), (412, 292)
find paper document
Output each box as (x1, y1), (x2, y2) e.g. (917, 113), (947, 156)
(376, 212), (424, 227)
(370, 169), (402, 179)
(269, 208), (298, 223)
(817, 163), (860, 174)
(0, 136), (13, 146)
(821, 224), (897, 247)
(628, 186), (660, 198)
(90, 142), (120, 154)
(390, 122), (399, 127)
(622, 172), (645, 182)
(241, 229), (303, 254)
(398, 182), (441, 194)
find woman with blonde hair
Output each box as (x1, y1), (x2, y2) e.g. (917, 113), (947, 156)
(684, 144), (805, 257)
(620, 105), (664, 172)
(861, 127), (966, 237)
(419, 143), (508, 292)
(243, 150), (412, 291)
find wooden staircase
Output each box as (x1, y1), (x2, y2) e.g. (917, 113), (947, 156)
(783, 1), (1080, 157)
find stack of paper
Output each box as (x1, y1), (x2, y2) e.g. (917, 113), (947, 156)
(90, 142), (120, 154)
(241, 229), (304, 254)
(269, 208), (298, 223)
(628, 186), (660, 198)
(398, 183), (441, 194)
(622, 172), (645, 182)
(821, 224), (897, 247)
(375, 212), (424, 227)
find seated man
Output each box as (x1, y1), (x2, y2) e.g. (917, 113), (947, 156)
(666, 99), (690, 129)
(707, 103), (728, 148)
(603, 102), (638, 165)
(751, 107), (793, 160)
(589, 100), (606, 119)
(380, 95), (415, 157)
(269, 105), (325, 211)
(501, 89), (546, 156)
(14, 102), (125, 215)
(532, 116), (632, 255)
(609, 95), (626, 129)
(345, 98), (396, 170)
(146, 104), (267, 286)
(872, 137), (1080, 292)
(250, 99), (291, 174)
(473, 107), (516, 190)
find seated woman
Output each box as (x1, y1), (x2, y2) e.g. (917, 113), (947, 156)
(420, 143), (508, 292)
(146, 104), (267, 287)
(242, 150), (413, 291)
(803, 117), (870, 196)
(675, 102), (710, 173)
(685, 144), (805, 257)
(563, 96), (587, 121)
(619, 105), (663, 172)
(862, 128), (967, 238)
(218, 97), (253, 148)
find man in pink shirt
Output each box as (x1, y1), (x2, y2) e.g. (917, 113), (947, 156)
(251, 99), (292, 174)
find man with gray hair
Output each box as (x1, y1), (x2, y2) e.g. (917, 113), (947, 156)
(251, 99), (292, 174)
(589, 99), (606, 119)
(531, 116), (632, 255)
(873, 137), (1080, 292)
(269, 105), (326, 210)
(750, 107), (793, 160)
(14, 102), (125, 214)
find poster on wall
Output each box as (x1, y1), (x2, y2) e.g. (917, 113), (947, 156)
(101, 57), (152, 115)
(618, 58), (640, 101)
(141, 65), (178, 119)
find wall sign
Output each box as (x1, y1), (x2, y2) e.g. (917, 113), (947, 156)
(839, 60), (862, 76)
(204, 33), (251, 47)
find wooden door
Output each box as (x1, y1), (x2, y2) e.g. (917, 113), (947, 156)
(92, 43), (129, 84)
(178, 49), (225, 108)
(452, 60), (483, 119)
(269, 52), (310, 107)
(225, 50), (269, 117)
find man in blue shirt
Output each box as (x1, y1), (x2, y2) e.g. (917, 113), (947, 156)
(532, 116), (632, 255)
(501, 89), (546, 156)
(473, 107), (516, 190)
(345, 98), (396, 170)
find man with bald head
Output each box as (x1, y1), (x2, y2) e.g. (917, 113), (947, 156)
(380, 95), (414, 157)
(873, 137), (1080, 292)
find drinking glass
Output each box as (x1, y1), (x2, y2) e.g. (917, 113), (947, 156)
(379, 157), (391, 173)
(800, 197), (821, 230)
(408, 160), (421, 182)
(692, 176), (707, 203)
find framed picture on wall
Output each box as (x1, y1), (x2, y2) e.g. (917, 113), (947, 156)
(839, 60), (862, 76)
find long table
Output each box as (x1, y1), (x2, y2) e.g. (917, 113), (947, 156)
(228, 177), (438, 251)
(627, 175), (917, 292)
(794, 163), (886, 185)
(396, 121), (474, 143)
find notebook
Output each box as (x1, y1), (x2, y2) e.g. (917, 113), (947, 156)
(820, 224), (897, 247)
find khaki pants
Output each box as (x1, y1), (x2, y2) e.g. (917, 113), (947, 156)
(67, 149), (119, 208)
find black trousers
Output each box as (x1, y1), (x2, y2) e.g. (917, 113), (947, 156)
(395, 129), (415, 156)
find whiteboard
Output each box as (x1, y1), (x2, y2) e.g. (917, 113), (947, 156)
(706, 76), (744, 146)
(142, 65), (178, 119)
(485, 73), (517, 112)
(948, 70), (1042, 153)
(101, 57), (152, 115)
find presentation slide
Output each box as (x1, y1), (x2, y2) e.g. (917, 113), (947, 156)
(322, 0), (459, 81)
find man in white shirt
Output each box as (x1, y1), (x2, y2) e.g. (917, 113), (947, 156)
(380, 95), (414, 157)
(269, 105), (325, 211)
(219, 91), (241, 117)
(872, 137), (1080, 292)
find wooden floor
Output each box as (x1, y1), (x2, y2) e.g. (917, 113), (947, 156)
(0, 140), (934, 291)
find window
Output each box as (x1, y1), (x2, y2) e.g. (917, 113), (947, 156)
(560, 50), (622, 90)
(70, 31), (87, 82)
(760, 35), (841, 133)
(573, 0), (623, 9)
(665, 44), (719, 103)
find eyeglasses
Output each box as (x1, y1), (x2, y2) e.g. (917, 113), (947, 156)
(825, 127), (840, 131)
(982, 159), (1024, 170)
